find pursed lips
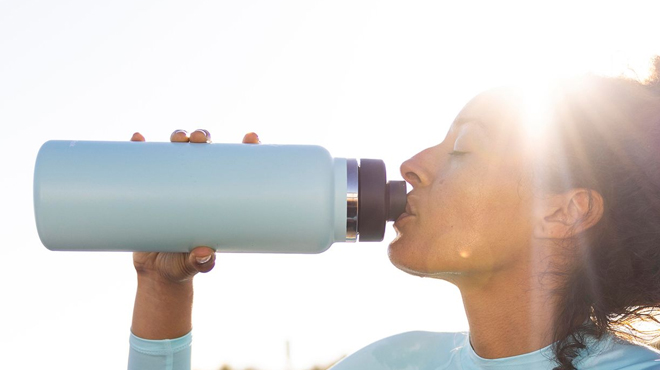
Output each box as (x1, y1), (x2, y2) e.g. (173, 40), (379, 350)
(395, 196), (417, 223)
(405, 194), (418, 216)
(405, 203), (415, 216)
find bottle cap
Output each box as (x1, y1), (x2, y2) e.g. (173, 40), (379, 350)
(358, 159), (407, 241)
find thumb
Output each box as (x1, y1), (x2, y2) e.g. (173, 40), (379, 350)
(189, 246), (216, 273)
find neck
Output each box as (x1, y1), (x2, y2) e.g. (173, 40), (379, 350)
(457, 258), (559, 359)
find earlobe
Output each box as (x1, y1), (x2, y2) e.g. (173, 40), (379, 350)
(533, 189), (604, 240)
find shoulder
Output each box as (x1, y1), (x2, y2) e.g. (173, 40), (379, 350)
(330, 331), (468, 370)
(579, 335), (660, 369)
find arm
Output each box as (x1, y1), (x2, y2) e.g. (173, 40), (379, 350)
(127, 130), (215, 370)
(127, 275), (195, 370)
(127, 130), (260, 370)
(127, 258), (210, 370)
(131, 274), (194, 340)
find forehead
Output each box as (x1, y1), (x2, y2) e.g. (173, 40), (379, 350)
(451, 87), (522, 133)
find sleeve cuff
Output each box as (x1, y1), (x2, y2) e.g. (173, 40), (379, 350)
(129, 331), (192, 356)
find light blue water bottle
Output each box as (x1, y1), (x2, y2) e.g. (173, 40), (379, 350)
(33, 140), (407, 253)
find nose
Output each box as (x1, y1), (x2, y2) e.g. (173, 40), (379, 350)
(400, 146), (436, 188)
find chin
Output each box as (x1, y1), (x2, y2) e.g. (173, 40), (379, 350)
(388, 236), (470, 281)
(388, 237), (433, 276)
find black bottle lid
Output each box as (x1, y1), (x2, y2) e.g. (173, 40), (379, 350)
(358, 159), (407, 242)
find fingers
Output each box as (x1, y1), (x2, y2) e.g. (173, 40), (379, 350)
(131, 132), (145, 142)
(170, 129), (211, 143)
(189, 246), (216, 274)
(189, 129), (211, 143)
(242, 132), (260, 144)
(170, 130), (190, 143)
(166, 129), (255, 144)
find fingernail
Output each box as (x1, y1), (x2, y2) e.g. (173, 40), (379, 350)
(196, 255), (212, 264)
(244, 132), (260, 143)
(170, 130), (188, 141)
(191, 129), (211, 143)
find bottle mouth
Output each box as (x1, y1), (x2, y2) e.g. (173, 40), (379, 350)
(346, 159), (407, 242)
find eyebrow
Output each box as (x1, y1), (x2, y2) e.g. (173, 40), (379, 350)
(451, 117), (490, 134)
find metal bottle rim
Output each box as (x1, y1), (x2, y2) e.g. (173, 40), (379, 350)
(346, 158), (359, 241)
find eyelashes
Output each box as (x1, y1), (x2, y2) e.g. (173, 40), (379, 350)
(448, 150), (468, 156)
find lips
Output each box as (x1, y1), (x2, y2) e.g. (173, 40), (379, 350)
(395, 212), (412, 222)
(395, 199), (416, 224)
(405, 203), (415, 216)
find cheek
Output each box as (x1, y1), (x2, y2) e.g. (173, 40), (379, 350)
(435, 161), (535, 267)
(390, 158), (535, 275)
(426, 170), (493, 256)
(389, 166), (487, 273)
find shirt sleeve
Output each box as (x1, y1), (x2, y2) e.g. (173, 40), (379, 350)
(128, 331), (192, 370)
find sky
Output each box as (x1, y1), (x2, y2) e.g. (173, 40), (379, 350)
(1, 1), (659, 369)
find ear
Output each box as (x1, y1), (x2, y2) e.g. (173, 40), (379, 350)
(533, 188), (604, 240)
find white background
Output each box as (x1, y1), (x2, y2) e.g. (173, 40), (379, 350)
(1, 1), (658, 369)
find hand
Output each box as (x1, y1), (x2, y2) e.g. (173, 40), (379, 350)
(130, 129), (260, 339)
(130, 129), (260, 284)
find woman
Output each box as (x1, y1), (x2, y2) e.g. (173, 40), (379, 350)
(127, 61), (660, 370)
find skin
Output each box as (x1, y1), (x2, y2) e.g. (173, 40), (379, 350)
(131, 89), (604, 359)
(392, 88), (603, 357)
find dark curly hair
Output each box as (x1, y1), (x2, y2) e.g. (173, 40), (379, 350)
(537, 57), (660, 369)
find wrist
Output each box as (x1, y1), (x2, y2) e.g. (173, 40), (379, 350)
(137, 273), (193, 299)
(132, 275), (194, 340)
(136, 268), (195, 286)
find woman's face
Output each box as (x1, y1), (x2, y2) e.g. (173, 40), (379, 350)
(389, 88), (542, 280)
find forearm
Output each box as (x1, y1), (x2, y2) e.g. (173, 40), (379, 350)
(131, 274), (194, 339)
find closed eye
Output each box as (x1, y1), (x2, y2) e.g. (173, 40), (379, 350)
(448, 151), (468, 156)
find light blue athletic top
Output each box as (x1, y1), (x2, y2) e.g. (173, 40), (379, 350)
(128, 330), (660, 370)
(128, 332), (192, 370)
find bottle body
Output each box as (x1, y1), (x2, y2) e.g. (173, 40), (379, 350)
(34, 141), (348, 253)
